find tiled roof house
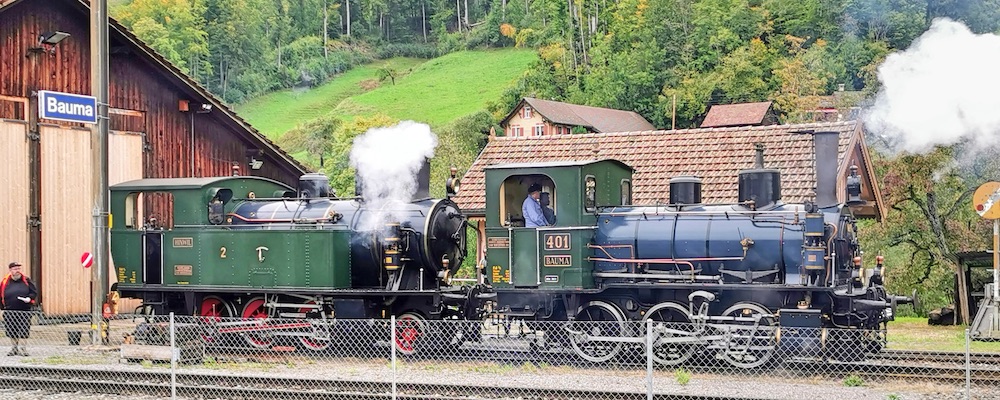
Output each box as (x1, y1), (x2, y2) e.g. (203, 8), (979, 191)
(454, 120), (885, 220)
(500, 97), (655, 136)
(700, 101), (779, 128)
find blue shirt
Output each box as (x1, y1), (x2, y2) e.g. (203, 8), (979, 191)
(522, 195), (548, 227)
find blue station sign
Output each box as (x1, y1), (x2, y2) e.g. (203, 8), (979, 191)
(38, 90), (98, 124)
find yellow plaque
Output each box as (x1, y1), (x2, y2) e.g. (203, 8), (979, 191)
(973, 182), (1000, 219)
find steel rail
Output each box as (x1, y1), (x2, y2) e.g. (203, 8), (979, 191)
(0, 365), (766, 400)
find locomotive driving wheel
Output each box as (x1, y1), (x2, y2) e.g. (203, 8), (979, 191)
(394, 313), (426, 356)
(298, 301), (331, 352)
(644, 302), (699, 366)
(567, 301), (629, 363)
(718, 303), (777, 369)
(240, 297), (274, 349)
(198, 296), (235, 344)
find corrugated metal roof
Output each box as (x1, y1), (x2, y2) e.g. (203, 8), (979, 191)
(700, 101), (774, 128)
(454, 121), (867, 215)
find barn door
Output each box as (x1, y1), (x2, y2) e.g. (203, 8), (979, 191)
(39, 125), (93, 315)
(109, 109), (147, 313)
(0, 120), (29, 268)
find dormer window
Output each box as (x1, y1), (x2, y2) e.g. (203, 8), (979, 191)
(522, 105), (533, 119)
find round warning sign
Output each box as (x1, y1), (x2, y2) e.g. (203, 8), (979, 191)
(973, 182), (1000, 219)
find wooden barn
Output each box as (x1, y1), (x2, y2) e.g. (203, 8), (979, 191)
(0, 0), (307, 314)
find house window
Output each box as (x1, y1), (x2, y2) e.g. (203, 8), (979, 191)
(511, 126), (523, 137)
(522, 105), (533, 119)
(533, 124), (544, 136)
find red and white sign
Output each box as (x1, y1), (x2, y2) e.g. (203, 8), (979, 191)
(81, 252), (94, 268)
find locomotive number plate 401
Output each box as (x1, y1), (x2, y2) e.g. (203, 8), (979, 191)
(544, 234), (571, 250)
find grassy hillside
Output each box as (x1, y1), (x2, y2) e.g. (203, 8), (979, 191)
(235, 49), (537, 138)
(235, 58), (427, 138)
(331, 49), (537, 127)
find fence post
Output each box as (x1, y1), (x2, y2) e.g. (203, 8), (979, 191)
(646, 318), (653, 400)
(170, 312), (177, 400)
(391, 315), (397, 400)
(965, 328), (971, 400)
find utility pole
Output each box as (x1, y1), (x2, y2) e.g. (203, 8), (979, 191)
(671, 94), (677, 130)
(90, 0), (110, 345)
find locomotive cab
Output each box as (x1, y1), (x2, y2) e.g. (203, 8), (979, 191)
(484, 160), (633, 295)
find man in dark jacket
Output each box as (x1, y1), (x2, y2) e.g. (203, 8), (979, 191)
(1, 262), (37, 356)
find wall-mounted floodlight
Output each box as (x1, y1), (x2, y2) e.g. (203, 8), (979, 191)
(39, 31), (71, 45)
(29, 31), (71, 56)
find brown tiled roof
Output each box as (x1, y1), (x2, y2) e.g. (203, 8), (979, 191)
(700, 101), (774, 128)
(454, 121), (860, 213)
(511, 98), (656, 132)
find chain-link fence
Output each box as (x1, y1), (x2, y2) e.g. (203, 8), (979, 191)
(0, 310), (997, 399)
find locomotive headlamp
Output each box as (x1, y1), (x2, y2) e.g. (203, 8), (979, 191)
(446, 166), (461, 197)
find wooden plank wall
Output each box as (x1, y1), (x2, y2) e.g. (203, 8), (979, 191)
(0, 120), (30, 270)
(39, 124), (92, 315)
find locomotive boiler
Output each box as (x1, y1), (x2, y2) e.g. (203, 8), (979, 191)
(482, 131), (910, 367)
(110, 165), (471, 352)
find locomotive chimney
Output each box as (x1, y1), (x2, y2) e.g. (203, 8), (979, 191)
(414, 158), (431, 200)
(669, 176), (702, 205)
(813, 131), (840, 208)
(738, 143), (781, 209)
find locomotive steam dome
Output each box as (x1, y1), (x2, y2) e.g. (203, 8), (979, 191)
(298, 173), (332, 198)
(738, 143), (781, 209)
(669, 176), (703, 205)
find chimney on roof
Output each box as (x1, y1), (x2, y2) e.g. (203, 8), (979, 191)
(813, 131), (840, 208)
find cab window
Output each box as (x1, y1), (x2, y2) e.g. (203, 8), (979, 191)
(500, 174), (555, 227)
(621, 179), (632, 205)
(584, 175), (596, 212)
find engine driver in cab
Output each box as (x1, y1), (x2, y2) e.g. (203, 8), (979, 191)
(522, 183), (548, 227)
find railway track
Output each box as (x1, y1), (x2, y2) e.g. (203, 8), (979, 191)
(874, 349), (1000, 365)
(0, 365), (763, 400)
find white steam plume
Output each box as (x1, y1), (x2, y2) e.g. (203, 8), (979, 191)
(350, 121), (438, 233)
(865, 18), (1000, 153)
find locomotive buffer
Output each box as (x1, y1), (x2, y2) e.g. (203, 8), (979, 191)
(971, 182), (1000, 340)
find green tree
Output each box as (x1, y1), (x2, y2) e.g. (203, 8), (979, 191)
(772, 36), (840, 122)
(714, 38), (778, 105)
(113, 0), (212, 81)
(861, 146), (990, 320)
(689, 0), (768, 71)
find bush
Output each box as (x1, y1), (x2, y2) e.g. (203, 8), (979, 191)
(674, 368), (691, 385)
(843, 374), (864, 387)
(375, 43), (441, 59)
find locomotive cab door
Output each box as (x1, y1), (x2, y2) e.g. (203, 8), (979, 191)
(142, 230), (163, 285)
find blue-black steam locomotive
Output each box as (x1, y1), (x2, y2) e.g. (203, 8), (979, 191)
(483, 131), (910, 367)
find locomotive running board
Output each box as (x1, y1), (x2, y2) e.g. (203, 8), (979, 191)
(594, 272), (719, 281)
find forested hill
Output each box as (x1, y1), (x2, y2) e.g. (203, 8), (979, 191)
(110, 1), (1000, 128)
(109, 1), (1000, 314)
